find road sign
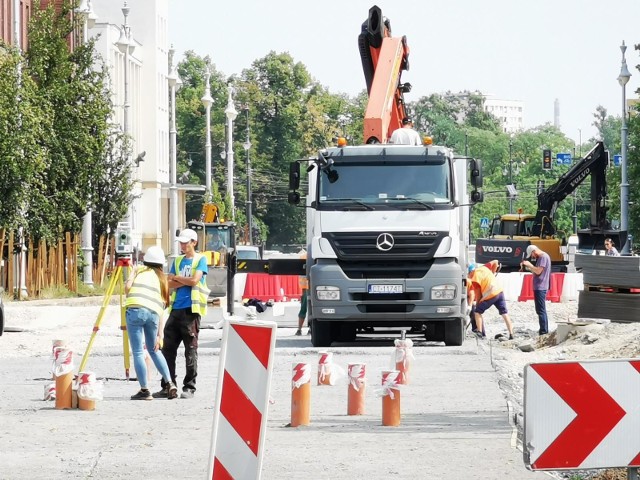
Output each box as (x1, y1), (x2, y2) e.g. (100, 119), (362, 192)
(614, 154), (622, 167)
(556, 153), (572, 165)
(480, 217), (490, 229)
(524, 359), (640, 471)
(208, 319), (277, 479)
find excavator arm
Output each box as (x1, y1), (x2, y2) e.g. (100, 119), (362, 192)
(531, 142), (609, 239)
(358, 5), (411, 144)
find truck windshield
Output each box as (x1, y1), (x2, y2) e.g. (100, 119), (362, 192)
(317, 159), (451, 208)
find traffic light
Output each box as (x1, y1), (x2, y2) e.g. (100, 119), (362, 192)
(543, 149), (552, 170)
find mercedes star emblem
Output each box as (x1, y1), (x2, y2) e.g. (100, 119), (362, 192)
(376, 233), (394, 251)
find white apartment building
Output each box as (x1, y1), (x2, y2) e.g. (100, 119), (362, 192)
(88, 0), (196, 255)
(483, 96), (524, 134)
(445, 91), (524, 134)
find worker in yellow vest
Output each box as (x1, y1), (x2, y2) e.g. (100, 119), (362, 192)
(153, 228), (209, 400)
(125, 246), (178, 400)
(296, 251), (308, 336)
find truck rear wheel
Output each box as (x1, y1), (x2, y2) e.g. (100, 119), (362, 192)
(444, 318), (464, 346)
(310, 319), (332, 347)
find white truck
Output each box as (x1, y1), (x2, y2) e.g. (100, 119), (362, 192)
(288, 5), (483, 347)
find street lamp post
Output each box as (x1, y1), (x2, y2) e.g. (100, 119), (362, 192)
(224, 85), (238, 220)
(167, 46), (182, 261)
(242, 107), (252, 244)
(116, 2), (135, 233)
(619, 41), (632, 254)
(201, 67), (213, 200)
(508, 136), (514, 214)
(77, 0), (97, 287)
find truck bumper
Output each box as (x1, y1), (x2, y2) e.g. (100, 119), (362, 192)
(309, 259), (464, 323)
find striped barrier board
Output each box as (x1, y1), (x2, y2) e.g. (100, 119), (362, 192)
(207, 319), (277, 480)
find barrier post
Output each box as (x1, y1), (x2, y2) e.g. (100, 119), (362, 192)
(394, 338), (413, 384)
(317, 351), (332, 386)
(381, 370), (401, 426)
(291, 363), (311, 427)
(347, 363), (366, 415)
(53, 347), (73, 410)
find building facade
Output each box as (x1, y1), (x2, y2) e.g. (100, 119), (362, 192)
(483, 96), (524, 134)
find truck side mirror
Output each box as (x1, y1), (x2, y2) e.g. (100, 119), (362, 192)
(288, 191), (301, 205)
(469, 158), (483, 189)
(289, 161), (300, 190)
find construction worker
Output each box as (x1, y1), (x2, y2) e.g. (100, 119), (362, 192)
(467, 260), (513, 340)
(389, 117), (422, 145)
(124, 246), (178, 400)
(154, 229), (209, 399)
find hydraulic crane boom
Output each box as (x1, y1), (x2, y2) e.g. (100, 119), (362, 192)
(358, 5), (411, 144)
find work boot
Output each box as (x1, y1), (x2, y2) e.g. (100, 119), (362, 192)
(152, 386), (168, 399)
(131, 389), (153, 401)
(167, 382), (178, 400)
(180, 390), (195, 399)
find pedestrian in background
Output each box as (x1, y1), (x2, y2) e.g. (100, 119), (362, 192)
(467, 260), (513, 340)
(604, 237), (620, 256)
(520, 245), (551, 335)
(296, 251), (308, 336)
(154, 229), (209, 400)
(125, 246), (178, 401)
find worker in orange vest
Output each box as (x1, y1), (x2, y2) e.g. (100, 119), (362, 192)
(468, 260), (513, 340)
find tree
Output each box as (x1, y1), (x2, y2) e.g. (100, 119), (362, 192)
(20, 2), (133, 242)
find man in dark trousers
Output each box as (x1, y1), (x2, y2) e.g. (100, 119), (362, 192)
(520, 245), (551, 335)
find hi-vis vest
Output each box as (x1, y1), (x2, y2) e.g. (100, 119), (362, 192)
(170, 253), (210, 316)
(125, 267), (165, 316)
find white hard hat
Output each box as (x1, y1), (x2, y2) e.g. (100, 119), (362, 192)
(176, 228), (198, 243)
(143, 246), (166, 266)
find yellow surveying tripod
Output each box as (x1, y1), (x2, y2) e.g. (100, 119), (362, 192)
(78, 255), (133, 378)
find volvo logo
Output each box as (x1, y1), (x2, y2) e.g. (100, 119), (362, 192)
(376, 233), (394, 251)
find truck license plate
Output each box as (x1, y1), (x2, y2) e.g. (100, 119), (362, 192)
(368, 284), (403, 294)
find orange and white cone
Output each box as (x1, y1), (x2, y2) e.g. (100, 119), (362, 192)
(394, 338), (414, 384)
(291, 363), (311, 427)
(317, 351), (333, 386)
(53, 347), (74, 410)
(381, 370), (401, 426)
(347, 363), (366, 415)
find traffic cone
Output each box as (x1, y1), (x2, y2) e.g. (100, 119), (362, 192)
(317, 351), (332, 385)
(347, 363), (366, 415)
(291, 363), (311, 427)
(394, 338), (414, 384)
(381, 370), (401, 426)
(77, 372), (97, 411)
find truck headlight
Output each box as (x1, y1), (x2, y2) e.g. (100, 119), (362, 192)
(316, 285), (340, 301)
(431, 284), (456, 300)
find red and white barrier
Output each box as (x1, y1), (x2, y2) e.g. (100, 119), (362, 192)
(207, 319), (277, 480)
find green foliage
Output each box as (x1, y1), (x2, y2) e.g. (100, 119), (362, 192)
(0, 1), (133, 245)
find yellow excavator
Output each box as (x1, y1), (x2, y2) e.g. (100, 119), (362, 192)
(476, 142), (623, 271)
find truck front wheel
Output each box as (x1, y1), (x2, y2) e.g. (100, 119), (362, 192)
(310, 319), (333, 347)
(443, 318), (465, 346)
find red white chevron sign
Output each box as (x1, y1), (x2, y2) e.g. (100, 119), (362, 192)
(207, 319), (277, 480)
(524, 359), (640, 470)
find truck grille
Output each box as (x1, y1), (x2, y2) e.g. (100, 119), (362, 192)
(325, 231), (443, 279)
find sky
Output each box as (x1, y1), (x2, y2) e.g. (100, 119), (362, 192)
(168, 0), (640, 145)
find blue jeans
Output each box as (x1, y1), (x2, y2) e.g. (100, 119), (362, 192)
(126, 307), (172, 389)
(533, 290), (548, 334)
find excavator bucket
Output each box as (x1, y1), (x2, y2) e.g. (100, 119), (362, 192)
(577, 230), (627, 253)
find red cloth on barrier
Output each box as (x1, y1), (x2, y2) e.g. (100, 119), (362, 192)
(242, 274), (303, 302)
(518, 273), (565, 303)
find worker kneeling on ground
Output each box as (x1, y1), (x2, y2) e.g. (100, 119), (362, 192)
(467, 260), (514, 340)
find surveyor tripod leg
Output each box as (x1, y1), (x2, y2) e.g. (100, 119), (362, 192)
(119, 271), (131, 379)
(78, 266), (123, 373)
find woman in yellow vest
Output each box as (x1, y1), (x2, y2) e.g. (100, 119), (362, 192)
(125, 246), (178, 400)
